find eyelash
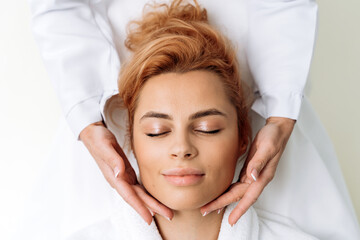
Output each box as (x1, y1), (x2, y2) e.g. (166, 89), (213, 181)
(197, 129), (221, 134)
(146, 132), (170, 137)
(145, 129), (221, 137)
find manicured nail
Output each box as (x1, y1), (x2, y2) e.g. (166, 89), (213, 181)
(149, 209), (154, 217)
(114, 166), (120, 178)
(251, 169), (258, 182)
(217, 208), (224, 214)
(202, 211), (208, 217)
(166, 216), (171, 222)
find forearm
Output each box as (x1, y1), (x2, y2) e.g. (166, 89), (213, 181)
(247, 0), (318, 120)
(28, 0), (120, 139)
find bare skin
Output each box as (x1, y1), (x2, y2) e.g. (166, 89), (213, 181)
(131, 71), (242, 239)
(200, 116), (295, 225)
(79, 121), (173, 225)
(79, 102), (295, 227)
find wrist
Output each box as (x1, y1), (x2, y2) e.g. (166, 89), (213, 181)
(266, 117), (296, 131)
(79, 120), (105, 141)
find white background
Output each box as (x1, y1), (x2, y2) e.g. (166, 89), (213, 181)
(1, 0), (359, 239)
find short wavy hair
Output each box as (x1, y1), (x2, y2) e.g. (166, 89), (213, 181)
(114, 0), (252, 152)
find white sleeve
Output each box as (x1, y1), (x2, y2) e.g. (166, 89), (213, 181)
(246, 0), (318, 120)
(28, 0), (120, 140)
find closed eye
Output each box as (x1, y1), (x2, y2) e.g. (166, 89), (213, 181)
(196, 129), (221, 134)
(146, 131), (170, 137)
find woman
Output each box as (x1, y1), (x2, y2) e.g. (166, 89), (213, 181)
(18, 0), (359, 239)
(68, 3), (318, 237)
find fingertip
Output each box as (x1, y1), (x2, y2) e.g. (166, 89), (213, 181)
(145, 214), (153, 225)
(165, 209), (174, 221)
(228, 217), (236, 227)
(244, 178), (252, 184)
(228, 213), (240, 227)
(114, 166), (121, 178)
(240, 174), (246, 183)
(251, 169), (258, 182)
(149, 209), (154, 217)
(200, 205), (209, 215)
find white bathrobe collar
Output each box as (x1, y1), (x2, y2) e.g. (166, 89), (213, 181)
(108, 199), (259, 240)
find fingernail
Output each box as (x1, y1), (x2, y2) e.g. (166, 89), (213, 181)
(217, 208), (224, 214)
(251, 169), (258, 182)
(114, 166), (120, 178)
(202, 211), (208, 217)
(149, 209), (154, 217)
(240, 175), (246, 183)
(165, 216), (171, 222)
(230, 223), (234, 227)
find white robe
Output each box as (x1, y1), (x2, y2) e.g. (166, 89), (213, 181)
(66, 199), (319, 240)
(13, 98), (360, 239)
(15, 0), (360, 239)
(27, 0), (318, 138)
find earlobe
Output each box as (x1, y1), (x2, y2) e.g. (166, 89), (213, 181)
(237, 142), (248, 158)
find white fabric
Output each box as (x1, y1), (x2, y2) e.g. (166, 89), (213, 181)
(16, 0), (360, 239)
(28, 0), (318, 139)
(13, 98), (360, 240)
(66, 199), (318, 240)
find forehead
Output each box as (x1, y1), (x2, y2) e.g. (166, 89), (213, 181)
(134, 70), (236, 119)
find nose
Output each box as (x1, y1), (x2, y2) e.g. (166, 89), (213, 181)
(169, 132), (198, 160)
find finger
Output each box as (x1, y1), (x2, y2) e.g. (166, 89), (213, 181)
(245, 145), (277, 184)
(239, 142), (258, 183)
(100, 161), (153, 225)
(114, 177), (154, 225)
(100, 141), (137, 184)
(133, 185), (174, 221)
(228, 161), (278, 226)
(200, 182), (249, 216)
(228, 180), (265, 226)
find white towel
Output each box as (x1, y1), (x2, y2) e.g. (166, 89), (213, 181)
(67, 198), (318, 240)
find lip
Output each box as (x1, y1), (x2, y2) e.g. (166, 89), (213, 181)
(161, 168), (205, 186)
(161, 168), (205, 176)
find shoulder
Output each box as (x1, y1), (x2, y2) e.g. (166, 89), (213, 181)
(255, 207), (319, 240)
(220, 203), (318, 240)
(65, 198), (162, 240)
(66, 218), (120, 240)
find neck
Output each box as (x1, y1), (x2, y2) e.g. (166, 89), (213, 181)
(154, 208), (224, 240)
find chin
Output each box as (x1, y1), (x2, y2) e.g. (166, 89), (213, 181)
(150, 183), (231, 211)
(141, 172), (235, 211)
(159, 191), (213, 211)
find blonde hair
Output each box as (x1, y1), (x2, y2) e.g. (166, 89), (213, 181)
(112, 0), (252, 151)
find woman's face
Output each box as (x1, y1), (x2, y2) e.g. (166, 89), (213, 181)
(133, 70), (241, 210)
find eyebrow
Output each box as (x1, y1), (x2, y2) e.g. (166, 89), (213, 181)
(189, 108), (227, 120)
(140, 108), (227, 122)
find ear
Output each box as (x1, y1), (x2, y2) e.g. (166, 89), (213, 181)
(237, 141), (248, 158)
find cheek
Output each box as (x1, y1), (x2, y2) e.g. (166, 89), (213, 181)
(132, 132), (166, 191)
(199, 130), (240, 197)
(206, 142), (238, 181)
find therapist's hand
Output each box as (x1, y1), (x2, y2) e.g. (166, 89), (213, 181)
(79, 121), (173, 225)
(200, 117), (295, 225)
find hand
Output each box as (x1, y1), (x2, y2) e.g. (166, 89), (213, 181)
(200, 117), (295, 225)
(79, 121), (173, 224)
